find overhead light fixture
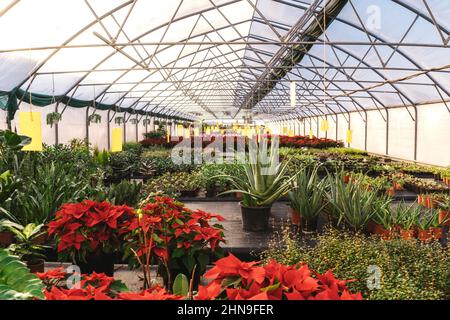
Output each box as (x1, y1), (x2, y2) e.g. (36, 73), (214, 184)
(290, 81), (297, 108)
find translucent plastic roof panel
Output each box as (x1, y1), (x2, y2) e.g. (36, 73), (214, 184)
(0, 0), (448, 121)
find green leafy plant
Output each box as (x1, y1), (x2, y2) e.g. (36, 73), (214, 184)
(288, 165), (328, 229)
(219, 138), (295, 207)
(0, 248), (45, 300)
(105, 180), (143, 207)
(0, 220), (47, 264)
(262, 228), (450, 300)
(46, 112), (62, 127)
(326, 172), (391, 232)
(88, 113), (102, 124)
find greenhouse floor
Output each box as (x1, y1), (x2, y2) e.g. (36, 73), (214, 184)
(184, 201), (291, 260)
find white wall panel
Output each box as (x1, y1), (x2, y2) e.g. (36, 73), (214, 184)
(417, 103), (450, 167)
(367, 110), (387, 155)
(388, 108), (415, 160)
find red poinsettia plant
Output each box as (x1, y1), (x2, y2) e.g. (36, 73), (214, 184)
(37, 268), (182, 300)
(123, 196), (225, 290)
(194, 254), (363, 300)
(47, 200), (135, 262)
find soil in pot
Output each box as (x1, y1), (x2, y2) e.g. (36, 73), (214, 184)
(240, 203), (271, 232)
(400, 229), (415, 240)
(0, 231), (14, 247)
(417, 229), (433, 243)
(77, 252), (115, 276)
(27, 259), (45, 273)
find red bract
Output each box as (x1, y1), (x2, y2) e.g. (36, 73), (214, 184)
(47, 201), (135, 261)
(124, 196), (225, 289)
(117, 286), (184, 300)
(196, 254), (363, 301)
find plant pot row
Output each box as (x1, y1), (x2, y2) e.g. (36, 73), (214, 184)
(369, 223), (444, 242)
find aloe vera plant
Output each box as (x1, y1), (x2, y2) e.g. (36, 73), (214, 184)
(219, 138), (295, 207)
(392, 203), (421, 230)
(327, 172), (391, 232)
(288, 165), (327, 230)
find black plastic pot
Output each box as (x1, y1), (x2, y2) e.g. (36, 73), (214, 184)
(77, 252), (115, 276)
(301, 215), (319, 233)
(27, 259), (45, 273)
(239, 203), (271, 232)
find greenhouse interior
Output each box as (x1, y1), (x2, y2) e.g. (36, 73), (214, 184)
(0, 0), (449, 303)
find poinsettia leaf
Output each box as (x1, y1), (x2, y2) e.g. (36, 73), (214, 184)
(260, 282), (280, 292)
(171, 248), (185, 258)
(172, 273), (189, 297)
(109, 280), (129, 293)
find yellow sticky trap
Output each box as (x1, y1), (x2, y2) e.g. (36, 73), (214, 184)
(205, 127), (211, 135)
(282, 127), (287, 135)
(177, 124), (183, 137)
(194, 128), (200, 137)
(309, 129), (313, 139)
(288, 129), (295, 137)
(19, 112), (43, 151)
(111, 128), (123, 152)
(346, 130), (353, 143)
(321, 120), (329, 132)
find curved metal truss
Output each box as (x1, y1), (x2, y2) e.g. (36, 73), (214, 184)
(0, 0), (449, 122)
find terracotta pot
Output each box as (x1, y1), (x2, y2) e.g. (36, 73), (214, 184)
(394, 182), (402, 191)
(431, 227), (442, 240)
(0, 231), (14, 247)
(290, 209), (301, 226)
(386, 188), (395, 197)
(373, 224), (392, 240)
(343, 175), (350, 184)
(235, 192), (243, 200)
(417, 195), (422, 205)
(27, 259), (45, 273)
(439, 210), (450, 226)
(417, 229), (433, 243)
(399, 229), (415, 240)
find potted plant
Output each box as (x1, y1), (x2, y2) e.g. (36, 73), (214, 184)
(438, 202), (450, 226)
(47, 200), (135, 276)
(88, 113), (102, 124)
(429, 209), (444, 241)
(218, 139), (295, 232)
(327, 173), (391, 233)
(123, 196), (225, 291)
(416, 213), (433, 243)
(288, 165), (327, 232)
(115, 117), (124, 125)
(395, 204), (420, 240)
(46, 112), (62, 127)
(0, 220), (48, 273)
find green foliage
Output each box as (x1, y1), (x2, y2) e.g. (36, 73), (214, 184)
(0, 248), (45, 300)
(173, 273), (189, 296)
(326, 172), (392, 231)
(8, 162), (90, 224)
(262, 228), (450, 300)
(288, 165), (328, 223)
(0, 220), (47, 263)
(123, 142), (143, 155)
(145, 171), (203, 198)
(219, 139), (295, 207)
(102, 180), (143, 207)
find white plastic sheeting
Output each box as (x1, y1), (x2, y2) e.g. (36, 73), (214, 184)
(0, 0), (449, 121)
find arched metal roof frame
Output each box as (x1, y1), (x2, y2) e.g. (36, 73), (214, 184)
(0, 0), (449, 121)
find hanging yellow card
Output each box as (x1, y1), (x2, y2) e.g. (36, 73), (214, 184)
(309, 129), (313, 139)
(111, 128), (123, 152)
(194, 128), (200, 137)
(177, 124), (183, 137)
(346, 130), (353, 143)
(205, 127), (211, 135)
(288, 129), (295, 137)
(321, 120), (329, 132)
(19, 112), (43, 151)
(282, 127), (287, 135)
